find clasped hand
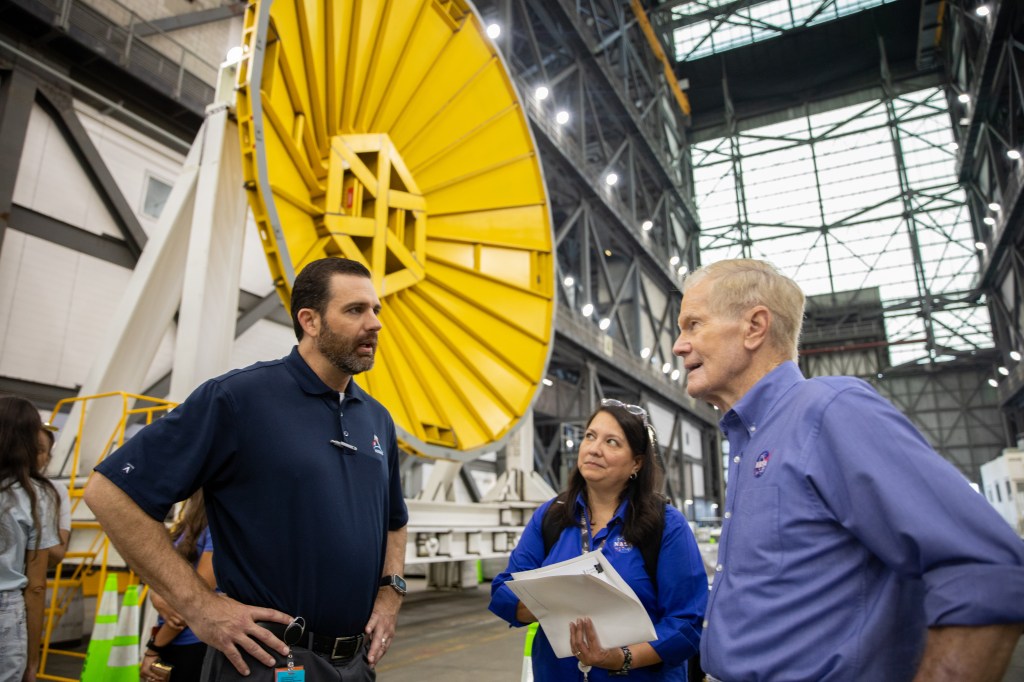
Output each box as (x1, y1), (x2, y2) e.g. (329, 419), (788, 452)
(569, 617), (623, 670)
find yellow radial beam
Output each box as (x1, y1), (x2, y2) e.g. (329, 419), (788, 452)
(235, 0), (555, 460)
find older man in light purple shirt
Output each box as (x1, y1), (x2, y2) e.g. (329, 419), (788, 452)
(673, 258), (1024, 682)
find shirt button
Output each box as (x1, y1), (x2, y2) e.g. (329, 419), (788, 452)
(703, 620), (709, 628)
(343, 431), (349, 437)
(339, 411), (344, 417)
(750, 425), (756, 432)
(715, 564), (723, 572)
(724, 511), (731, 519)
(733, 456), (740, 463)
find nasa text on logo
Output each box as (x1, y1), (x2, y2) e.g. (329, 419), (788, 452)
(611, 538), (634, 554)
(753, 450), (771, 478)
(371, 435), (384, 456)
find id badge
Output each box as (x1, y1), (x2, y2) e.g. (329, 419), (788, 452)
(275, 667), (305, 681)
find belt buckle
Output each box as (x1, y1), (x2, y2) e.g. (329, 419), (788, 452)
(330, 634), (361, 660)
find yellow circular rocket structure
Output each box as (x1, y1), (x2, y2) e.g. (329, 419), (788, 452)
(234, 0), (555, 460)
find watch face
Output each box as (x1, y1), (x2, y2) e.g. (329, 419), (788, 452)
(393, 575), (407, 593)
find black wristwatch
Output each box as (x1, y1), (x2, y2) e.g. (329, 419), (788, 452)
(379, 574), (407, 596)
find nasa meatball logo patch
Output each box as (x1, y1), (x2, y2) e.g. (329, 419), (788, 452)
(753, 450), (771, 477)
(611, 538), (633, 553)
(372, 435), (384, 456)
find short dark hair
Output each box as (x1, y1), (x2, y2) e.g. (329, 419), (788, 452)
(290, 258), (372, 341)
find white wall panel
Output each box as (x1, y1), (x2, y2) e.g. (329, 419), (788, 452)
(231, 318), (296, 371)
(13, 105), (121, 239)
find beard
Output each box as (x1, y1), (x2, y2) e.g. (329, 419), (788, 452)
(316, 323), (377, 376)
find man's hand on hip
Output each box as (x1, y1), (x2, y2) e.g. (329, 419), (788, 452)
(186, 592), (293, 675)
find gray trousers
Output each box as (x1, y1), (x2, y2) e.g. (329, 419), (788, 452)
(200, 643), (376, 682)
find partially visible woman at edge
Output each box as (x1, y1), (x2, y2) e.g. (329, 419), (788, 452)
(489, 400), (708, 680)
(0, 396), (61, 682)
(140, 490), (214, 682)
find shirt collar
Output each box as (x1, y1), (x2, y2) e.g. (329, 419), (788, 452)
(721, 360), (804, 435)
(282, 346), (366, 402)
(572, 491), (630, 523)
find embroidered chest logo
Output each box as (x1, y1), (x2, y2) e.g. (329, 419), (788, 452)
(611, 538), (633, 553)
(371, 435), (384, 456)
(121, 463), (134, 475)
(753, 450), (771, 477)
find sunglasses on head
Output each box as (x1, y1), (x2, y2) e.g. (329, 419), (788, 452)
(600, 398), (649, 426)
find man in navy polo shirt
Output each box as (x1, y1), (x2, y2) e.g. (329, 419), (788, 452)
(673, 258), (1024, 682)
(85, 258), (409, 680)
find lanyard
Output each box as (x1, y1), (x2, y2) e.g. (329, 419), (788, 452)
(579, 508), (613, 554)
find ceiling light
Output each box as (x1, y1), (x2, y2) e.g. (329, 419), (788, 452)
(988, 202), (1001, 211)
(535, 85), (549, 100)
(555, 110), (570, 125)
(641, 220), (653, 231)
(581, 303), (594, 317)
(662, 362), (672, 374)
(605, 173), (619, 186)
(998, 366), (1009, 376)
(486, 23), (501, 39)
(1007, 149), (1021, 160)
(604, 249), (612, 257)
(563, 276), (574, 287)
(599, 318), (611, 330)
(957, 93), (971, 104)
(983, 216), (996, 226)
(566, 439), (574, 449)
(225, 46), (244, 63)
(542, 378), (553, 386)
(975, 241), (986, 250)
(1010, 351), (1021, 361)
(669, 255), (680, 266)
(959, 117), (970, 125)
(640, 347), (651, 359)
(988, 378), (999, 388)
(975, 5), (990, 17)
(670, 369), (680, 380)
(677, 265), (688, 275)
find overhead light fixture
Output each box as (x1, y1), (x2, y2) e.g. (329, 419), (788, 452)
(555, 110), (570, 125)
(988, 378), (999, 388)
(950, 142), (959, 150)
(605, 172), (619, 186)
(534, 85), (549, 101)
(661, 362), (672, 374)
(959, 117), (970, 125)
(670, 369), (680, 380)
(975, 5), (991, 17)
(957, 93), (971, 104)
(566, 439), (574, 449)
(677, 265), (688, 275)
(988, 202), (1001, 211)
(225, 46), (244, 63)
(641, 220), (653, 231)
(640, 347), (651, 359)
(581, 303), (594, 317)
(983, 216), (996, 226)
(1010, 351), (1022, 361)
(563, 276), (575, 287)
(975, 241), (987, 250)
(486, 23), (501, 39)
(1007, 149), (1021, 160)
(998, 366), (1009, 376)
(542, 378), (554, 386)
(669, 255), (680, 266)
(599, 318), (611, 330)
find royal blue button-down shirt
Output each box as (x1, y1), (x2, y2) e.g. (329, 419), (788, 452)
(490, 494), (706, 681)
(701, 361), (1024, 682)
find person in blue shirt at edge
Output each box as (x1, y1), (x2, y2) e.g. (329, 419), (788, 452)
(141, 491), (214, 681)
(673, 258), (1024, 682)
(84, 257), (409, 681)
(489, 400), (707, 680)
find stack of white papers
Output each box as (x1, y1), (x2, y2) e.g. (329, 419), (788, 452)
(507, 551), (657, 658)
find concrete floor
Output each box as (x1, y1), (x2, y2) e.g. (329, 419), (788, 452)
(40, 577), (1024, 680)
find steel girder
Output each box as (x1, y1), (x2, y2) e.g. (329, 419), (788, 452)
(475, 0), (719, 501)
(944, 0), (1024, 432)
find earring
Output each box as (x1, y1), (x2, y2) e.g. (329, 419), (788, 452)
(629, 471), (638, 480)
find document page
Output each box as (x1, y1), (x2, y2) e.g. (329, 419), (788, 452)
(507, 551), (657, 658)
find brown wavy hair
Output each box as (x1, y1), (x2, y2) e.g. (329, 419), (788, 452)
(0, 396), (58, 550)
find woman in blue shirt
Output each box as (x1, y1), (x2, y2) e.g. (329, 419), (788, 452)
(490, 400), (707, 680)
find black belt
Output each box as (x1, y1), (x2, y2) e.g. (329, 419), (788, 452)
(258, 621), (364, 661)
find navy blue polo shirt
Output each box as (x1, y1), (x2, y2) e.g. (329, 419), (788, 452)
(96, 347), (408, 635)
